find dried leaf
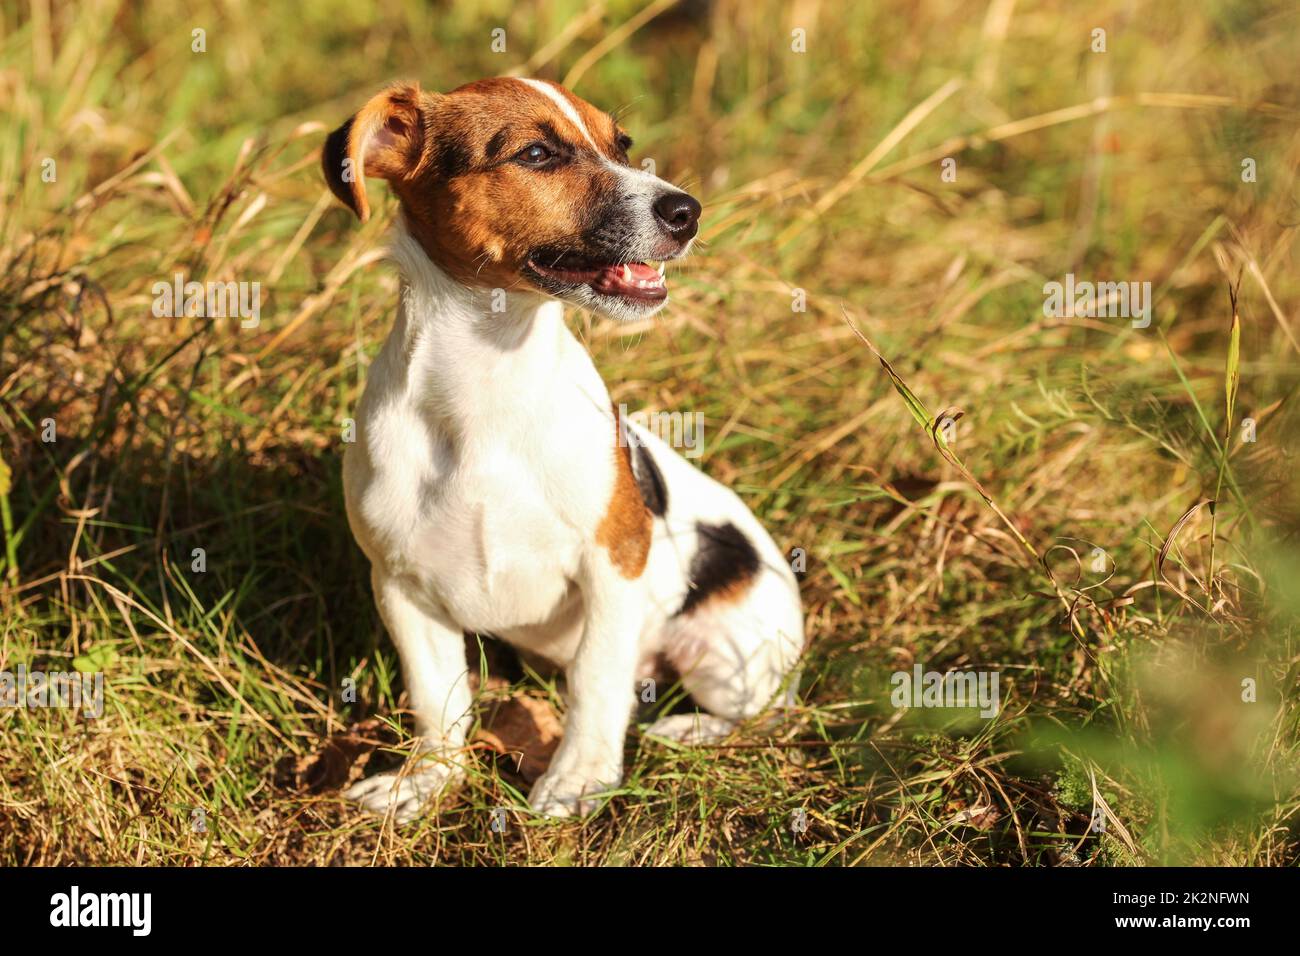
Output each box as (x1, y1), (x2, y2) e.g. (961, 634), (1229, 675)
(474, 694), (562, 783)
(274, 717), (395, 794)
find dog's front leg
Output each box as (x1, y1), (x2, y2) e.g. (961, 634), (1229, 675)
(529, 555), (644, 818)
(345, 568), (472, 824)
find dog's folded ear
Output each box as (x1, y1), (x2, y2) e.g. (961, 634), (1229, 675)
(322, 83), (426, 222)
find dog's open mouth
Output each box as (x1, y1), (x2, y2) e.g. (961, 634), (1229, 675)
(527, 252), (667, 302)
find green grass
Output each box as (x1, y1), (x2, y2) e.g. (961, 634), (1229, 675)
(1, 0), (1298, 865)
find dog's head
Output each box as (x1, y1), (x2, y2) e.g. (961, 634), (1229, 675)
(323, 77), (700, 321)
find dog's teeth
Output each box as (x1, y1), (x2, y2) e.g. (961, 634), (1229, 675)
(621, 265), (633, 282)
(656, 261), (665, 277)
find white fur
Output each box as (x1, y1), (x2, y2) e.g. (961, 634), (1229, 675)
(518, 78), (600, 151)
(342, 218), (803, 822)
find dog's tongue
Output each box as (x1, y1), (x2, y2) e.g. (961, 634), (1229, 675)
(591, 261), (666, 300)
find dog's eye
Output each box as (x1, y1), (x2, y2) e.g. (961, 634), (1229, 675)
(516, 143), (555, 167)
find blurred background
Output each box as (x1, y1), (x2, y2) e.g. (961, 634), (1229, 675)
(1, 0), (1298, 865)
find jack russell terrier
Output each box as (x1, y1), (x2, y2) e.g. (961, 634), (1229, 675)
(322, 77), (804, 822)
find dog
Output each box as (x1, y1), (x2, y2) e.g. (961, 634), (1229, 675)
(321, 77), (804, 822)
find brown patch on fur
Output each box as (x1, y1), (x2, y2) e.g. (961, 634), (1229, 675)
(697, 571), (757, 608)
(322, 77), (633, 290)
(596, 407), (652, 579)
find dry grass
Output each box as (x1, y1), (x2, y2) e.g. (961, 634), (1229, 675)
(2, 0), (1298, 865)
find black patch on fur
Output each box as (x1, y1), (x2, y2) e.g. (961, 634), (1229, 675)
(630, 441), (668, 518)
(322, 118), (358, 215)
(676, 521), (760, 617)
(613, 130), (633, 165)
(537, 120), (566, 146)
(485, 127), (510, 161)
(437, 139), (471, 179)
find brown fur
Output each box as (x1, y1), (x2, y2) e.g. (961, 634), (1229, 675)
(323, 77), (631, 290)
(694, 570), (757, 609)
(597, 409), (652, 579)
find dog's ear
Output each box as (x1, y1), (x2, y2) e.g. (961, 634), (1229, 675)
(322, 83), (426, 222)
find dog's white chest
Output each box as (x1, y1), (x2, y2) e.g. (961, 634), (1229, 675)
(343, 279), (616, 636)
(346, 421), (589, 635)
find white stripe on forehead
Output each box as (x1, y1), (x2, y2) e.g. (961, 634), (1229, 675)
(517, 78), (601, 152)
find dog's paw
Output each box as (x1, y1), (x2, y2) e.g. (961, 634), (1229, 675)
(527, 767), (620, 819)
(344, 760), (462, 824)
(642, 712), (736, 745)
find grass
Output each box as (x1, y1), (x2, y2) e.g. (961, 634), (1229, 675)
(2, 0), (1298, 866)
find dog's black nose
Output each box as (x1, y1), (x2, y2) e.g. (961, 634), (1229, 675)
(653, 192), (701, 240)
